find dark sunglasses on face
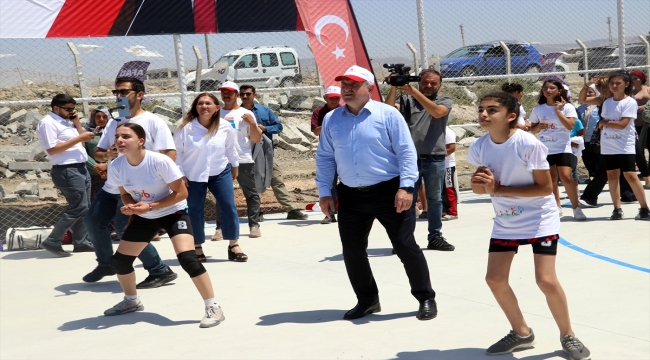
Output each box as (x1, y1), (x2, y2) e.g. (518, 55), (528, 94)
(240, 92), (254, 97)
(60, 106), (76, 112)
(112, 89), (135, 96)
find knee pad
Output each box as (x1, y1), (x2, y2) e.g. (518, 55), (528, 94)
(109, 252), (137, 275)
(177, 250), (206, 278)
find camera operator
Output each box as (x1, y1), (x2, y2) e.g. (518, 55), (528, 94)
(385, 70), (455, 252)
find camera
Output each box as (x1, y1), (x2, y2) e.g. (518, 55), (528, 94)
(383, 63), (421, 86)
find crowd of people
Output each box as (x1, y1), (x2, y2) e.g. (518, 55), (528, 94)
(33, 61), (650, 359)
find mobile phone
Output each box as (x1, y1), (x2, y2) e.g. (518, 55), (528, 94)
(117, 97), (131, 118)
(554, 95), (562, 102)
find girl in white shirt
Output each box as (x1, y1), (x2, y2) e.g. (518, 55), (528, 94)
(468, 92), (590, 358)
(529, 79), (586, 220)
(599, 71), (649, 220)
(501, 82), (530, 131)
(104, 123), (225, 328)
(174, 93), (247, 262)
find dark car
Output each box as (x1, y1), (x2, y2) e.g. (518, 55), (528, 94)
(577, 44), (647, 77)
(440, 43), (544, 85)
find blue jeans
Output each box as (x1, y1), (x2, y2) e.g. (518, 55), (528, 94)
(84, 189), (167, 275)
(47, 166), (91, 247)
(187, 164), (239, 244)
(412, 157), (445, 239)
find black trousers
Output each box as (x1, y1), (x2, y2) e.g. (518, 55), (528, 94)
(337, 177), (435, 304)
(581, 144), (633, 203)
(581, 142), (599, 178)
(635, 126), (649, 178)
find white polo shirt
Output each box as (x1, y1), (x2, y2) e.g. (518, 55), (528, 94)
(220, 107), (256, 164)
(36, 112), (88, 165)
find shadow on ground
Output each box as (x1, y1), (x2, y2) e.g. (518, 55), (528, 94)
(55, 281), (124, 296)
(392, 349), (565, 360)
(319, 248), (395, 262)
(277, 220), (324, 227)
(257, 309), (414, 326)
(1, 249), (76, 260)
(58, 312), (198, 331)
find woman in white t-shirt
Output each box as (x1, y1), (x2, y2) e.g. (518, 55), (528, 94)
(174, 93), (247, 262)
(103, 123), (225, 328)
(599, 71), (649, 220)
(468, 92), (590, 358)
(529, 79), (586, 220)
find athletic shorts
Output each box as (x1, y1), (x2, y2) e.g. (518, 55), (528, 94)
(546, 153), (572, 167)
(488, 234), (559, 255)
(122, 209), (193, 243)
(602, 154), (636, 172)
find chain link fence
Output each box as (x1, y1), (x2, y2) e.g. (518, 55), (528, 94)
(1, 0), (649, 238)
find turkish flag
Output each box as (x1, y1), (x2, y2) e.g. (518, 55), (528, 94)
(295, 0), (380, 101)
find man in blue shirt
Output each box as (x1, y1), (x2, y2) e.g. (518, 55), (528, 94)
(316, 65), (437, 321)
(240, 84), (309, 221)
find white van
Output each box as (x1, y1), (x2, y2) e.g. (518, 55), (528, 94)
(185, 46), (302, 91)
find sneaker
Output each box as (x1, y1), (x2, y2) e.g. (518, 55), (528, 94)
(427, 236), (455, 251)
(572, 207), (587, 221)
(200, 305), (226, 328)
(73, 243), (95, 252)
(561, 334), (591, 360)
(635, 208), (650, 220)
(211, 229), (223, 241)
(610, 207), (624, 220)
(258, 214), (265, 222)
(441, 214), (458, 221)
(41, 240), (71, 257)
(287, 209), (309, 220)
(136, 267), (178, 289)
(104, 296), (144, 316)
(558, 206), (564, 217)
(418, 211), (428, 219)
(83, 265), (116, 283)
(578, 198), (597, 208)
(486, 329), (535, 355)
(321, 215), (337, 224)
(249, 226), (261, 238)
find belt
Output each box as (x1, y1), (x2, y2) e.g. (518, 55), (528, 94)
(356, 183), (382, 192)
(418, 154), (445, 160)
(52, 163), (85, 169)
(344, 176), (399, 192)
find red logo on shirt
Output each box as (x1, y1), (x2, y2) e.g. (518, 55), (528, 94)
(140, 190), (151, 198)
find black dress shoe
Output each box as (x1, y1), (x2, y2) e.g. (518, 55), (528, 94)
(136, 267), (178, 289)
(82, 265), (116, 283)
(41, 241), (71, 257)
(417, 299), (437, 320)
(343, 301), (381, 320)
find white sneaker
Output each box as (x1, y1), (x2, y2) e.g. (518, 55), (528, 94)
(573, 207), (587, 221)
(441, 215), (458, 221)
(558, 207), (564, 217)
(200, 305), (225, 328)
(211, 229), (223, 241)
(104, 297), (144, 316)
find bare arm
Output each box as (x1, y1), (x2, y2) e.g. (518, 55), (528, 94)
(159, 149), (177, 162)
(578, 83), (603, 105)
(120, 178), (188, 216)
(473, 167), (553, 197)
(312, 126), (322, 136)
(445, 143), (456, 156)
(242, 113), (262, 143)
(384, 84), (398, 109)
(601, 117), (633, 130)
(398, 84), (449, 118)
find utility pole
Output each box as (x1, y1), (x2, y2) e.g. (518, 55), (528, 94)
(460, 24), (466, 47)
(607, 17), (613, 45)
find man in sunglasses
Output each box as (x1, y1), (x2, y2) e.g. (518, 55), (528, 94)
(36, 94), (96, 257)
(239, 84), (309, 221)
(82, 76), (178, 288)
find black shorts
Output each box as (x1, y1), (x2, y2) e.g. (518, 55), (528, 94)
(488, 234), (559, 255)
(602, 154), (636, 172)
(546, 153), (572, 167)
(122, 210), (193, 243)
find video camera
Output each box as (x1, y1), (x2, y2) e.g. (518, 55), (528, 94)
(383, 63), (421, 86)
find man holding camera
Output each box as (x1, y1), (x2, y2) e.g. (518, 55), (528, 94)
(36, 94), (96, 257)
(385, 69), (455, 252)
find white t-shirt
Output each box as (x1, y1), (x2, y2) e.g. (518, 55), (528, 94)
(517, 104), (526, 126)
(467, 130), (559, 239)
(173, 118), (239, 182)
(529, 103), (577, 154)
(220, 107), (256, 164)
(108, 151), (186, 219)
(600, 96), (638, 155)
(98, 111), (176, 194)
(36, 113), (88, 165)
(444, 127), (456, 168)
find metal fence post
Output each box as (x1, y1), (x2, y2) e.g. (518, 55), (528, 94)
(415, 0), (428, 69)
(406, 42), (418, 76)
(640, 35), (650, 79)
(66, 42), (90, 115)
(576, 39), (588, 84)
(617, 0), (625, 69)
(499, 41), (511, 83)
(173, 34), (189, 115)
(193, 45), (203, 93)
(204, 34), (213, 68)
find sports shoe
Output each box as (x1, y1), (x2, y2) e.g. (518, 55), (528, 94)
(73, 243), (95, 252)
(561, 334), (591, 360)
(441, 214), (458, 221)
(258, 214), (265, 222)
(200, 305), (226, 328)
(558, 206), (564, 217)
(104, 296), (144, 316)
(41, 240), (71, 257)
(572, 207), (587, 221)
(578, 198), (597, 208)
(321, 215), (337, 224)
(635, 207), (650, 220)
(136, 267), (178, 289)
(211, 229), (223, 241)
(427, 236), (455, 251)
(610, 207), (624, 220)
(249, 226), (261, 238)
(418, 211), (428, 219)
(486, 329), (535, 355)
(287, 209), (309, 220)
(83, 265), (116, 283)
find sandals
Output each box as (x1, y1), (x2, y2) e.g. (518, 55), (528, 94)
(195, 246), (207, 263)
(228, 244), (248, 262)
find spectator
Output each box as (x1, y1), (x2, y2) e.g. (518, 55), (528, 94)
(501, 82), (530, 131)
(569, 115), (586, 188)
(84, 106), (110, 200)
(442, 126), (458, 220)
(630, 70), (650, 188)
(576, 85), (601, 179)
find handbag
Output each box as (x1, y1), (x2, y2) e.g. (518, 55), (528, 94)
(4, 227), (52, 251)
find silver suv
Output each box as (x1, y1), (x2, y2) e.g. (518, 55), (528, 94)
(577, 44), (647, 76)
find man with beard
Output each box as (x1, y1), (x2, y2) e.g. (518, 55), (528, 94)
(385, 70), (455, 252)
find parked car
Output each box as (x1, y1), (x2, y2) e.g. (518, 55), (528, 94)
(542, 52), (570, 79)
(577, 44), (647, 77)
(184, 46), (303, 91)
(440, 42), (544, 85)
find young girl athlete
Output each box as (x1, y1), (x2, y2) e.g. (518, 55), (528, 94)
(468, 92), (591, 359)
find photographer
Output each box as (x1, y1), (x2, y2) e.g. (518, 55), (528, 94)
(385, 69), (455, 252)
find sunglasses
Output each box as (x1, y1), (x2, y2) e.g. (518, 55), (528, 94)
(60, 106), (76, 112)
(112, 89), (135, 96)
(239, 92), (254, 97)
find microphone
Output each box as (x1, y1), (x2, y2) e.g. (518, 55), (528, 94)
(108, 104), (126, 113)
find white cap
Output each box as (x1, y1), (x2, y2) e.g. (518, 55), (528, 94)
(334, 65), (374, 84)
(325, 85), (341, 97)
(218, 81), (239, 91)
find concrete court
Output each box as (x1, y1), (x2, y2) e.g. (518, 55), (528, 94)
(1, 186), (648, 360)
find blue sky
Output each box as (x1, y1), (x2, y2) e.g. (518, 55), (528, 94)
(0, 0), (648, 86)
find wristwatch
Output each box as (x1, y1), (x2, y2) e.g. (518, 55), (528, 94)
(399, 187), (414, 194)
